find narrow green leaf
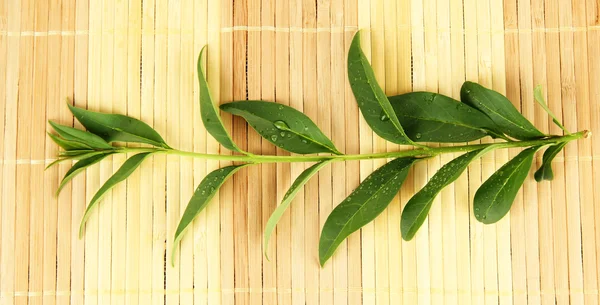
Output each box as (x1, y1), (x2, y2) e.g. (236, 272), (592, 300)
(49, 121), (113, 149)
(67, 104), (170, 148)
(220, 101), (342, 154)
(48, 132), (94, 150)
(533, 85), (570, 134)
(264, 160), (332, 259)
(197, 46), (244, 153)
(79, 152), (152, 237)
(473, 146), (540, 224)
(389, 92), (503, 143)
(460, 82), (545, 140)
(534, 142), (567, 182)
(401, 147), (494, 240)
(319, 157), (417, 266)
(56, 153), (113, 196)
(171, 164), (248, 266)
(347, 31), (419, 146)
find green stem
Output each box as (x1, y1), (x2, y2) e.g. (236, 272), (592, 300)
(118, 130), (589, 164)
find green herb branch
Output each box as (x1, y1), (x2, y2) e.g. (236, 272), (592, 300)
(48, 32), (590, 267)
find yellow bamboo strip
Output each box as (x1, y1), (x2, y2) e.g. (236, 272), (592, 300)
(301, 1), (318, 304)
(246, 0), (262, 304)
(30, 1), (49, 305)
(289, 0), (306, 304)
(71, 0), (88, 303)
(55, 0), (75, 304)
(151, 0), (168, 303)
(179, 0), (195, 304)
(330, 0), (348, 304)
(344, 2), (362, 305)
(557, 1), (585, 304)
(274, 2), (292, 305)
(317, 1), (334, 304)
(397, 0), (417, 303)
(530, 1), (555, 303)
(139, 0), (156, 303)
(232, 0), (250, 304)
(111, 0), (128, 304)
(573, 3), (599, 305)
(357, 0), (374, 303)
(586, 1), (600, 304)
(192, 1), (209, 304)
(0, 2), (6, 289)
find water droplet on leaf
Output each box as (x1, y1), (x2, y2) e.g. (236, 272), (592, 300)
(274, 120), (290, 130)
(415, 133), (422, 139)
(271, 135), (278, 142)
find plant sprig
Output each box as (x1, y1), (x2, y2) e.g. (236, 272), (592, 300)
(48, 32), (590, 267)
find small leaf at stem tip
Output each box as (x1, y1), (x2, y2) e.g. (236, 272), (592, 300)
(197, 46), (245, 154)
(319, 157), (418, 266)
(473, 146), (540, 224)
(533, 85), (570, 134)
(66, 103), (170, 148)
(388, 92), (503, 143)
(534, 142), (567, 182)
(264, 160), (332, 260)
(49, 121), (114, 149)
(171, 164), (249, 266)
(47, 132), (94, 150)
(460, 82), (545, 140)
(79, 152), (152, 238)
(401, 147), (495, 240)
(347, 31), (421, 147)
(56, 153), (113, 196)
(220, 101), (342, 155)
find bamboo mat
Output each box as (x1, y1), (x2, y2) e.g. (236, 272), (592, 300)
(0, 0), (599, 304)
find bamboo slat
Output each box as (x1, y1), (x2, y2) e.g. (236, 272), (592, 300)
(1, 1), (599, 304)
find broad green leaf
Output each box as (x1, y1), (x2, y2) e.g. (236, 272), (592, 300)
(171, 164), (248, 266)
(389, 92), (504, 143)
(319, 157), (417, 266)
(473, 146), (539, 224)
(49, 121), (113, 149)
(79, 152), (152, 237)
(533, 85), (569, 134)
(460, 82), (545, 140)
(197, 46), (244, 153)
(48, 132), (94, 150)
(67, 104), (170, 148)
(534, 142), (567, 182)
(401, 147), (494, 240)
(56, 153), (113, 196)
(220, 101), (341, 155)
(264, 160), (332, 259)
(347, 31), (418, 146)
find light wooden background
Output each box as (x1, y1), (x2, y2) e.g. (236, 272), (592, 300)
(0, 0), (599, 304)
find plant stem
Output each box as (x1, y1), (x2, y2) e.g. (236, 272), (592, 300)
(118, 130), (589, 164)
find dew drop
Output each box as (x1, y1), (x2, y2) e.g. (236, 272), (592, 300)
(301, 139), (308, 144)
(415, 133), (422, 139)
(278, 105), (284, 110)
(210, 187), (215, 192)
(380, 112), (389, 121)
(280, 132), (286, 137)
(201, 190), (206, 195)
(286, 133), (291, 138)
(481, 215), (487, 220)
(474, 207), (480, 212)
(274, 120), (290, 131)
(271, 135), (278, 142)
(303, 126), (309, 131)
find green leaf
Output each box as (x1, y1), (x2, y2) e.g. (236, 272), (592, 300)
(473, 146), (539, 224)
(389, 92), (503, 143)
(264, 160), (332, 259)
(79, 152), (152, 237)
(171, 164), (248, 266)
(534, 142), (567, 182)
(220, 101), (341, 155)
(401, 147), (494, 240)
(48, 132), (94, 150)
(347, 31), (419, 146)
(66, 104), (170, 148)
(460, 82), (545, 140)
(319, 157), (417, 266)
(56, 153), (113, 196)
(533, 85), (570, 134)
(49, 121), (113, 149)
(197, 46), (244, 153)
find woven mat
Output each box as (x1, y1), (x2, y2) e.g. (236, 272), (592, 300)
(0, 0), (599, 304)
